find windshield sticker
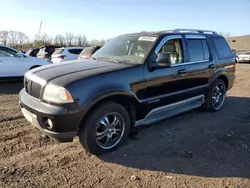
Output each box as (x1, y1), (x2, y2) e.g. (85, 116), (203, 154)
(138, 36), (157, 42)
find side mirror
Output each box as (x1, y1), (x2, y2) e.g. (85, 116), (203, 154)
(156, 52), (171, 67)
(151, 52), (171, 69)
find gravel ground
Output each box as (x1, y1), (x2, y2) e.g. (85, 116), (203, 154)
(0, 64), (250, 188)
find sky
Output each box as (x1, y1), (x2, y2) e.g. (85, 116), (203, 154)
(0, 0), (250, 41)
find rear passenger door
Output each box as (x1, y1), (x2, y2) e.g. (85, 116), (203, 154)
(184, 35), (215, 95)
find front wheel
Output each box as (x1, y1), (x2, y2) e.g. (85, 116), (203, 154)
(203, 79), (227, 111)
(78, 102), (130, 155)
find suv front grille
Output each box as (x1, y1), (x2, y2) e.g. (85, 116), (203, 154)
(24, 77), (42, 99)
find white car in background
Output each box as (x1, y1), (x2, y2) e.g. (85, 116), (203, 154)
(0, 45), (52, 79)
(237, 51), (250, 63)
(51, 47), (84, 63)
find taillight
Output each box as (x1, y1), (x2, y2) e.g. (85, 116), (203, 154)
(58, 55), (66, 59)
(233, 59), (236, 72)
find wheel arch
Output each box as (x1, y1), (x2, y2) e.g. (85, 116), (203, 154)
(79, 90), (140, 129)
(210, 70), (229, 89)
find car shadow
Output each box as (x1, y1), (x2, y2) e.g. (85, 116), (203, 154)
(0, 81), (24, 95)
(99, 96), (250, 178)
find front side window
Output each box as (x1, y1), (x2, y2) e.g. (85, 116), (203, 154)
(158, 38), (184, 65)
(186, 39), (210, 62)
(0, 47), (19, 57)
(92, 35), (157, 64)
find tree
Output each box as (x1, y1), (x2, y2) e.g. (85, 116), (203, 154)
(0, 30), (9, 45)
(9, 30), (19, 47)
(17, 32), (28, 50)
(54, 34), (65, 46)
(219, 32), (231, 38)
(76, 34), (87, 46)
(40, 33), (52, 45)
(65, 32), (75, 46)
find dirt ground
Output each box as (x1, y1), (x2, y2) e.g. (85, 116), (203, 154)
(0, 64), (250, 188)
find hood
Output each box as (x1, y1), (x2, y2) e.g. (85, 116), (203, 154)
(27, 59), (135, 85)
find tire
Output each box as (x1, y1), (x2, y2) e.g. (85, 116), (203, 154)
(79, 101), (130, 155)
(203, 79), (227, 112)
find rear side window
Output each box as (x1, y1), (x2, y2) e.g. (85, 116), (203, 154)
(80, 47), (95, 56)
(186, 39), (210, 62)
(68, 49), (83, 54)
(212, 38), (233, 59)
(53, 49), (64, 55)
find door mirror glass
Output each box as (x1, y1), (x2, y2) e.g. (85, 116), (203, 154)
(156, 52), (171, 67)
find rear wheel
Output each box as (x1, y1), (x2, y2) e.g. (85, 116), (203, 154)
(203, 79), (226, 111)
(79, 102), (130, 155)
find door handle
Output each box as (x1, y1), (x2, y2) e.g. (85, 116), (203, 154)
(208, 64), (216, 68)
(177, 69), (188, 75)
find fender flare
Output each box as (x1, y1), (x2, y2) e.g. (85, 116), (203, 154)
(79, 89), (139, 119)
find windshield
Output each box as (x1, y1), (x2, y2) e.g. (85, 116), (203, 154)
(92, 35), (157, 64)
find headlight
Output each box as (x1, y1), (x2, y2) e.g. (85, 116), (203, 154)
(43, 84), (74, 103)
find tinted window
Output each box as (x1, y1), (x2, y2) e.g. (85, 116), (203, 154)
(68, 49), (83, 54)
(212, 38), (233, 59)
(0, 47), (19, 57)
(187, 39), (210, 62)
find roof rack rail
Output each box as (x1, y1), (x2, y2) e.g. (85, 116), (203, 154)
(173, 29), (218, 35)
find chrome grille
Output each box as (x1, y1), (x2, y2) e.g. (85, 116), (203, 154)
(24, 77), (41, 99)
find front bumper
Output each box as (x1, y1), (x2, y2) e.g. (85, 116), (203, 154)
(19, 89), (82, 142)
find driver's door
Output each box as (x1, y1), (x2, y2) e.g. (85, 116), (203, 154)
(142, 35), (192, 110)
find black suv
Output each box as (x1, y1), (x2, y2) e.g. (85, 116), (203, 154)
(19, 29), (236, 155)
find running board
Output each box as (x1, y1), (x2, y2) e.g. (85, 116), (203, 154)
(135, 95), (205, 127)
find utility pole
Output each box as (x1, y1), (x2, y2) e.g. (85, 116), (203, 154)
(33, 21), (43, 47)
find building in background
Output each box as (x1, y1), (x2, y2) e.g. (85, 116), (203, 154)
(226, 35), (250, 52)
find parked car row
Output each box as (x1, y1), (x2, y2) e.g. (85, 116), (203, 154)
(235, 51), (250, 63)
(0, 44), (102, 79)
(26, 45), (102, 63)
(0, 45), (52, 79)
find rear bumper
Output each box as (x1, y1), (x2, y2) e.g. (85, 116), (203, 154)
(19, 89), (82, 142)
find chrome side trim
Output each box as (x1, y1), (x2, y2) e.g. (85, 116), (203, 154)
(25, 71), (47, 87)
(135, 95), (205, 127)
(225, 65), (234, 69)
(185, 35), (206, 39)
(171, 60), (210, 67)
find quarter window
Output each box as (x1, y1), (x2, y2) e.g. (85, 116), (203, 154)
(186, 39), (210, 62)
(212, 38), (233, 59)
